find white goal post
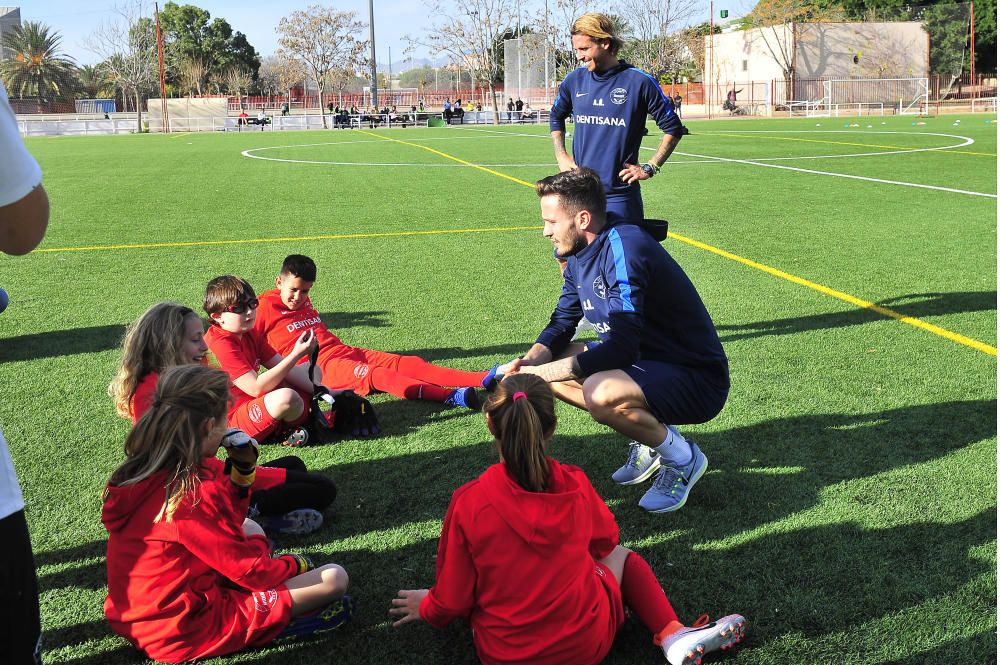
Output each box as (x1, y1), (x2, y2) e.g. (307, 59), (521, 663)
(821, 78), (929, 116)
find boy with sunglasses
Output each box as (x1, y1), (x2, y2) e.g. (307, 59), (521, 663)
(204, 275), (322, 445)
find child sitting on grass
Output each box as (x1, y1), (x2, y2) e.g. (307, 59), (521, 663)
(203, 275), (325, 447)
(103, 364), (354, 663)
(109, 301), (336, 537)
(389, 373), (745, 665)
(255, 254), (494, 411)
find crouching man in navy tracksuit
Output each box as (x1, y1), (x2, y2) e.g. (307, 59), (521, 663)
(504, 168), (729, 513)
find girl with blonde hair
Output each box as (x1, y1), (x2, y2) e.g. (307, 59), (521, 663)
(103, 364), (354, 663)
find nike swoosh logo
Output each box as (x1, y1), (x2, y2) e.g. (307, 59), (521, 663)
(575, 92), (588, 97)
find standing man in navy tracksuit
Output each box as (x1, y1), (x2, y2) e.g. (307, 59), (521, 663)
(550, 12), (683, 228)
(505, 169), (728, 514)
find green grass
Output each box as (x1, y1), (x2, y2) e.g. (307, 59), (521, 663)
(0, 113), (996, 665)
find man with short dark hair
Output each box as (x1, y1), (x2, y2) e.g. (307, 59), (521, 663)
(506, 168), (729, 514)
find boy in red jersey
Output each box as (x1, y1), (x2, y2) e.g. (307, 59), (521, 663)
(255, 255), (492, 410)
(204, 275), (324, 444)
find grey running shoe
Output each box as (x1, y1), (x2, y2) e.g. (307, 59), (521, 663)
(638, 442), (707, 513)
(611, 442), (662, 485)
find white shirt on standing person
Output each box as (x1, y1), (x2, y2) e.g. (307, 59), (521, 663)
(0, 79), (45, 519)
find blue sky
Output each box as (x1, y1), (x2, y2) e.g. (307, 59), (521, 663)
(18, 1), (724, 70)
(18, 1), (439, 68)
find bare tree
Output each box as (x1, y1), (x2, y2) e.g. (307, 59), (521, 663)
(85, 1), (157, 133)
(615, 0), (699, 81)
(276, 5), (367, 128)
(223, 65), (252, 106)
(407, 0), (517, 124)
(742, 0), (844, 96)
(544, 0), (597, 79)
(178, 56), (206, 96)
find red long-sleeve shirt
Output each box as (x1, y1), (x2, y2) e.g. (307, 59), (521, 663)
(420, 459), (623, 665)
(103, 464), (298, 662)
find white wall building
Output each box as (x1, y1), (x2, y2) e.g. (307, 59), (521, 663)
(705, 21), (929, 102)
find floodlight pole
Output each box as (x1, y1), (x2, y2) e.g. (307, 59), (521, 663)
(154, 3), (169, 133)
(708, 0), (714, 119)
(544, 0), (550, 104)
(368, 0), (378, 108)
(969, 1), (976, 111)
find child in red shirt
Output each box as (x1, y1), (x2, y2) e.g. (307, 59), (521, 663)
(203, 275), (326, 445)
(103, 364), (354, 663)
(110, 301), (337, 537)
(254, 254), (492, 411)
(389, 374), (745, 665)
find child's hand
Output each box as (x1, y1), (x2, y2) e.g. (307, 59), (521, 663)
(290, 328), (318, 360)
(389, 589), (429, 628)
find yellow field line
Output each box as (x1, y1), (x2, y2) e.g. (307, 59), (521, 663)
(670, 231), (997, 356)
(356, 129), (535, 187)
(36, 132), (996, 357)
(712, 131), (996, 157)
(359, 129), (994, 357)
(32, 226), (540, 253)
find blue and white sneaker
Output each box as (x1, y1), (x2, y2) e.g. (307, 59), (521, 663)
(611, 442), (662, 485)
(658, 613), (746, 665)
(259, 508), (324, 537)
(279, 595), (357, 639)
(638, 442), (708, 513)
(445, 387), (482, 410)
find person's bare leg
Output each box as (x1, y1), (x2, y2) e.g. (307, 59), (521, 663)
(286, 564), (349, 615)
(582, 370), (667, 447)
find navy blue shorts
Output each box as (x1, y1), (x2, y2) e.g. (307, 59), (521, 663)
(623, 360), (729, 426)
(606, 190), (644, 226)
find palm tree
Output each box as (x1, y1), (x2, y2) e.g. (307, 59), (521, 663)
(76, 63), (116, 99)
(0, 21), (77, 109)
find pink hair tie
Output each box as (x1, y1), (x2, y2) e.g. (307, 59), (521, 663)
(512, 391), (527, 401)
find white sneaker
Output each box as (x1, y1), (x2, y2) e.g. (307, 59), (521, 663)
(659, 614), (746, 665)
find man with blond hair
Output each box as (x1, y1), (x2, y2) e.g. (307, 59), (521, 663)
(550, 12), (683, 230)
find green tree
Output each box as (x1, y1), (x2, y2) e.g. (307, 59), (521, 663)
(159, 2), (260, 88)
(0, 21), (77, 107)
(75, 63), (116, 99)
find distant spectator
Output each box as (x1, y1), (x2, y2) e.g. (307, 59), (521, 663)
(673, 94), (682, 119)
(506, 97), (515, 123)
(256, 110), (267, 130)
(443, 98), (453, 122)
(237, 110), (249, 130)
(281, 102), (290, 116)
(515, 97), (524, 122)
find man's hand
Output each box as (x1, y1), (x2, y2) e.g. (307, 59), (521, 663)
(389, 589), (429, 628)
(556, 154), (578, 172)
(619, 163), (653, 184)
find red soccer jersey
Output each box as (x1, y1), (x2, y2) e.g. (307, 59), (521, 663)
(420, 459), (623, 665)
(204, 326), (280, 415)
(129, 371), (287, 492)
(103, 465), (298, 662)
(255, 289), (342, 360)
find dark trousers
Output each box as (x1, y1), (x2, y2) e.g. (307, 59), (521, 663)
(0, 509), (42, 665)
(252, 456), (338, 516)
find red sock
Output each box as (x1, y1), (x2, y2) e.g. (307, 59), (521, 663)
(621, 551), (679, 637)
(368, 367), (453, 402)
(396, 356), (488, 388)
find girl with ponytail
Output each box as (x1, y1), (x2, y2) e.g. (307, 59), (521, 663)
(390, 374), (745, 665)
(102, 365), (354, 663)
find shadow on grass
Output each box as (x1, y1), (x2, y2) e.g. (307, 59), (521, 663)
(39, 399), (996, 664)
(0, 325), (125, 363)
(315, 311), (391, 331)
(717, 291), (997, 344)
(391, 342), (528, 364)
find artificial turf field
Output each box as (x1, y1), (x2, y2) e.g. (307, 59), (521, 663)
(0, 112), (996, 665)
